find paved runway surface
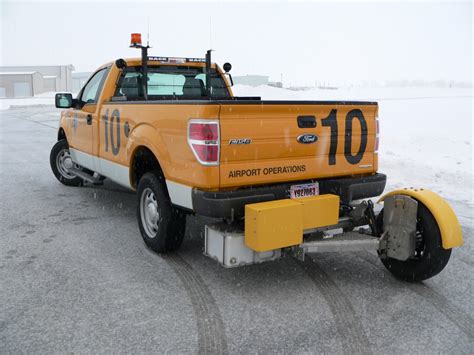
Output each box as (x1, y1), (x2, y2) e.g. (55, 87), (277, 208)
(1, 106), (473, 353)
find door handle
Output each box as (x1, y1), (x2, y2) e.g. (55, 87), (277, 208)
(86, 114), (92, 125)
(297, 115), (316, 128)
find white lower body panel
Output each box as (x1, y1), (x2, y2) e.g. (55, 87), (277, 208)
(165, 180), (193, 210)
(69, 148), (132, 190)
(69, 148), (194, 210)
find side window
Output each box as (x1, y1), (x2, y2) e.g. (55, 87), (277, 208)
(115, 72), (143, 98)
(80, 68), (108, 105)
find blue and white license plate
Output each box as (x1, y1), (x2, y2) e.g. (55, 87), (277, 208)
(290, 182), (319, 199)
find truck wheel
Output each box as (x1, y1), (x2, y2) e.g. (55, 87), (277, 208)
(377, 203), (451, 282)
(136, 171), (186, 253)
(50, 139), (84, 187)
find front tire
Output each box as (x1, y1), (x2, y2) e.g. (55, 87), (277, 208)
(50, 139), (84, 187)
(136, 172), (186, 253)
(377, 203), (451, 282)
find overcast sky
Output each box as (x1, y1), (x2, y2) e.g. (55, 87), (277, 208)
(1, 0), (472, 86)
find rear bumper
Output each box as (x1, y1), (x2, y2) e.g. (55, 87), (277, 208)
(192, 173), (387, 219)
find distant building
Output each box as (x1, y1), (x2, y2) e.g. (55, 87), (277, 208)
(233, 75), (269, 87)
(0, 65), (74, 98)
(72, 72), (93, 93)
(0, 72), (43, 97)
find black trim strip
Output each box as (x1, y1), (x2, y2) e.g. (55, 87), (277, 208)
(103, 99), (378, 106)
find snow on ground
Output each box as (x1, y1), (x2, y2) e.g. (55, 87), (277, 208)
(234, 85), (474, 220)
(2, 86), (472, 220)
(0, 91), (57, 110)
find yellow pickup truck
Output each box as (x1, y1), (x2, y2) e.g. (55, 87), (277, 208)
(50, 34), (462, 281)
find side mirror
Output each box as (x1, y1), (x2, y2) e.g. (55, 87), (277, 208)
(55, 93), (73, 108)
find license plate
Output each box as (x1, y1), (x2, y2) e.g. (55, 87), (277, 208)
(290, 182), (319, 199)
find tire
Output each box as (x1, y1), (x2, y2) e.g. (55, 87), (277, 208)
(136, 171), (186, 253)
(50, 139), (84, 187)
(377, 203), (451, 282)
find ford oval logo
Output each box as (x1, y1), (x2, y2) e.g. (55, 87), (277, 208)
(297, 134), (318, 144)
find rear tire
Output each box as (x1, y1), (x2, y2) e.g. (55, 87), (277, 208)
(50, 139), (84, 187)
(377, 203), (451, 282)
(136, 171), (186, 253)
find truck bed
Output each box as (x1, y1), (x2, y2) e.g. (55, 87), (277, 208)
(217, 100), (379, 188)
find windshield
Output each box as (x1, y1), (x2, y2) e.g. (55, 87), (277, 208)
(115, 65), (230, 99)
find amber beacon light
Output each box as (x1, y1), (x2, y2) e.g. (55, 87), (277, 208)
(130, 33), (142, 47)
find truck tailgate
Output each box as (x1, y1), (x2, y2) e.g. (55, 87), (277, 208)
(219, 101), (378, 188)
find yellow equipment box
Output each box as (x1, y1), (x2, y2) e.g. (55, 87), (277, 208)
(301, 194), (340, 229)
(244, 194), (340, 252)
(245, 199), (303, 252)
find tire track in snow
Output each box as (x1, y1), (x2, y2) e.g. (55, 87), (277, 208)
(164, 253), (228, 355)
(295, 257), (373, 355)
(139, 246), (228, 354)
(356, 252), (474, 338)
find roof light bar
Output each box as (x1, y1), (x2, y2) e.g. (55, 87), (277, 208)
(148, 56), (206, 63)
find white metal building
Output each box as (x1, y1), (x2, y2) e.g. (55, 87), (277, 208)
(0, 71), (44, 97)
(0, 65), (74, 98)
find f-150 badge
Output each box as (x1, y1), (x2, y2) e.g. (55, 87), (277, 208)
(229, 138), (252, 145)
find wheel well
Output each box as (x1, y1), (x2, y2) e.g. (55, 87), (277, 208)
(58, 128), (66, 141)
(130, 146), (164, 188)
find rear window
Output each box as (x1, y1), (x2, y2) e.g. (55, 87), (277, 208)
(114, 66), (230, 99)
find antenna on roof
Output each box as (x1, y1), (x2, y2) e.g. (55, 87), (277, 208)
(147, 17), (150, 47)
(209, 16), (212, 49)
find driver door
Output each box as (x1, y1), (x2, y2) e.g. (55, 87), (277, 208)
(68, 67), (109, 169)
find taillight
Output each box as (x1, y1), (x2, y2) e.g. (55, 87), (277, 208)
(374, 118), (380, 153)
(188, 120), (220, 165)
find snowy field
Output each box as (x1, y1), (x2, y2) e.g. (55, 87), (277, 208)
(0, 91), (58, 111)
